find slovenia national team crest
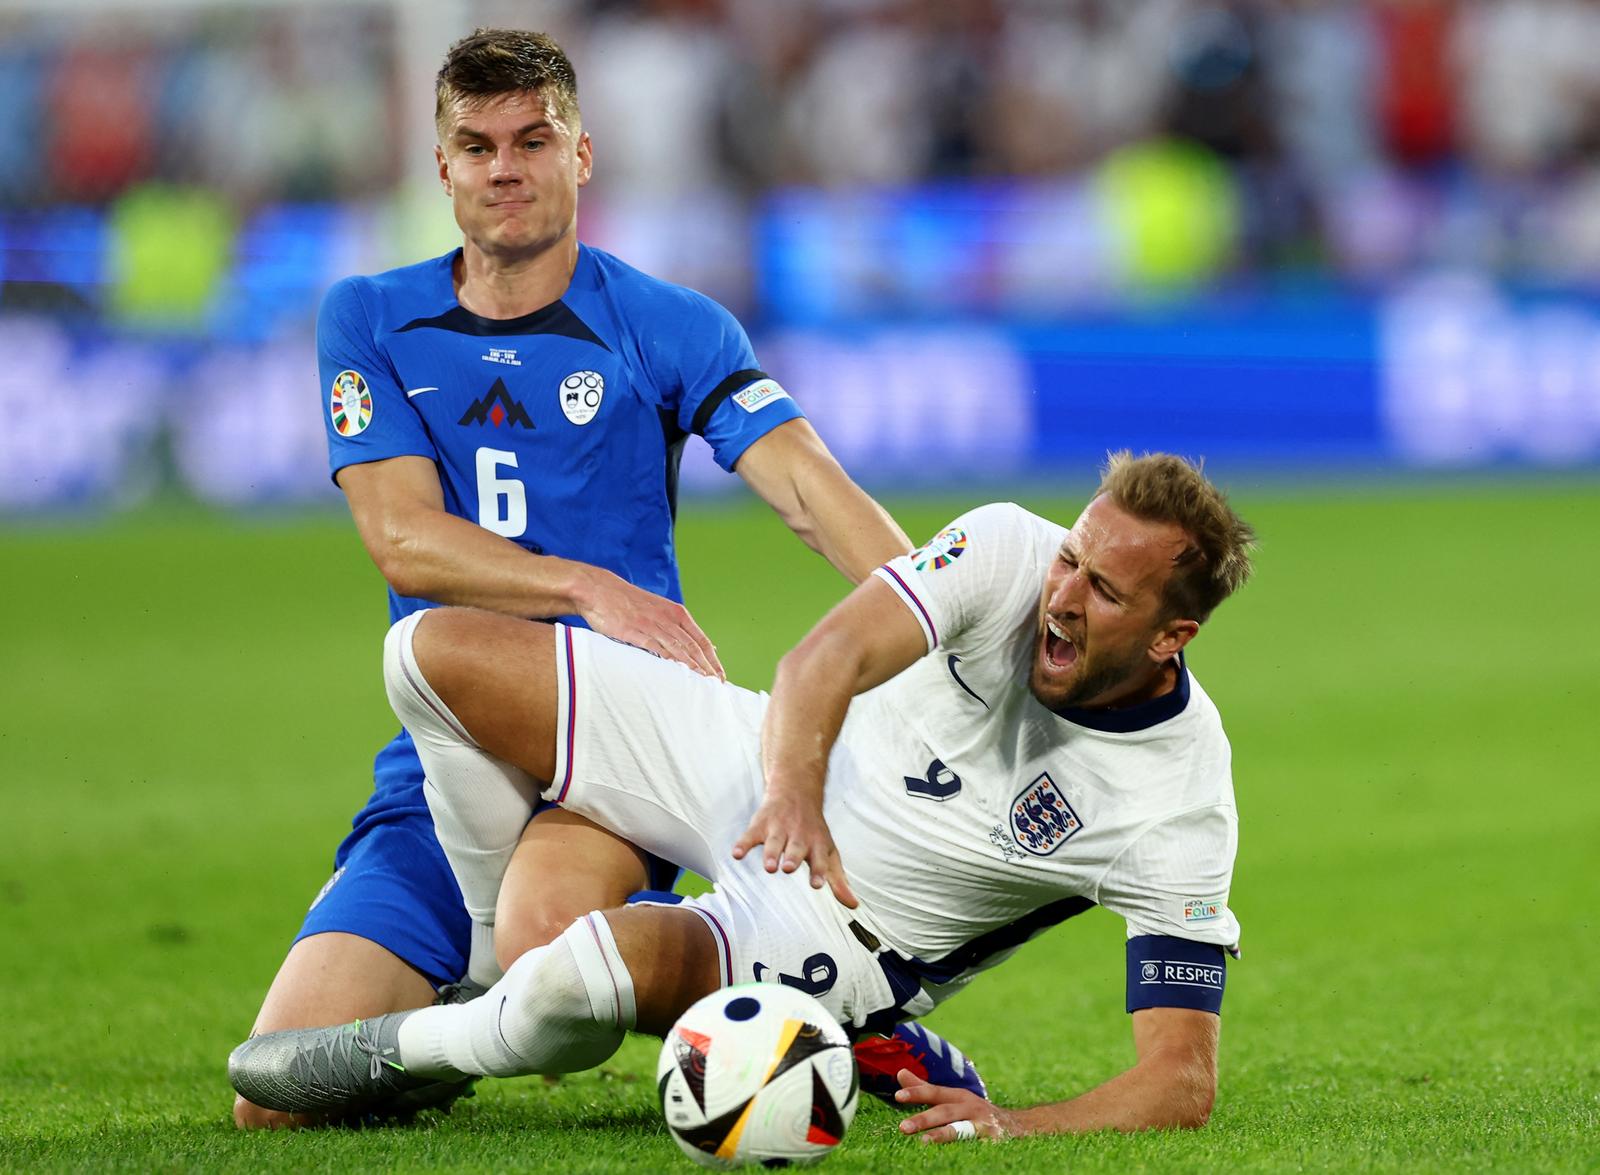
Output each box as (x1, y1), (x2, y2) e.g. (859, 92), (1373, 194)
(912, 525), (968, 571)
(1008, 772), (1084, 856)
(329, 370), (373, 436)
(559, 370), (604, 425)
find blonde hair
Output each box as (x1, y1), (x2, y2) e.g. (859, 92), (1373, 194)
(1094, 451), (1256, 623)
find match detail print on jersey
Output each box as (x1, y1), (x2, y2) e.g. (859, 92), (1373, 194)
(329, 370), (373, 436)
(912, 525), (968, 571)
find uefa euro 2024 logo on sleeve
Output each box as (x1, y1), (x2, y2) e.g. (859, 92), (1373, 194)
(329, 370), (373, 437)
(912, 525), (968, 571)
(1009, 772), (1084, 856)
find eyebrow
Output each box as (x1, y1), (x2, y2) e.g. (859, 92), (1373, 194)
(453, 121), (553, 142)
(1089, 569), (1126, 601)
(1060, 540), (1128, 601)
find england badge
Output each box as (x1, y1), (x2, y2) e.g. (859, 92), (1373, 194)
(1008, 772), (1084, 856)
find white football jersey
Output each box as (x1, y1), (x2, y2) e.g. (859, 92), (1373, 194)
(825, 502), (1240, 996)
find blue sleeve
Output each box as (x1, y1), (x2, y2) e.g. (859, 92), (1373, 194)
(1126, 935), (1227, 1015)
(318, 277), (437, 481)
(664, 292), (805, 472)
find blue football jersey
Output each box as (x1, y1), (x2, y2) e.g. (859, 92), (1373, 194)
(318, 244), (805, 808)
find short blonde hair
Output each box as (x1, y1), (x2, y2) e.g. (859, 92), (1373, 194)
(1095, 451), (1256, 623)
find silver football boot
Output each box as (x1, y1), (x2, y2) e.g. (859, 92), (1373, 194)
(228, 1012), (437, 1116)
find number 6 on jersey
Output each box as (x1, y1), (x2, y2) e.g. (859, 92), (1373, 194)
(476, 447), (527, 538)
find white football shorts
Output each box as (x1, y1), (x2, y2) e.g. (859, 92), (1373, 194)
(547, 623), (908, 1031)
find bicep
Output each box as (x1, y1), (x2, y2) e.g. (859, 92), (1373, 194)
(733, 419), (834, 513)
(794, 575), (930, 697)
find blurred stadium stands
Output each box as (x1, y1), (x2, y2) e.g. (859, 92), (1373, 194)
(3, 0), (1600, 512)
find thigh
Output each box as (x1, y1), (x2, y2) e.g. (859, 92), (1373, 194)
(686, 854), (900, 1036)
(555, 625), (768, 881)
(494, 806), (655, 970)
(410, 608), (561, 784)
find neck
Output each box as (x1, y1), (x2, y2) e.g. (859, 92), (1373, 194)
(454, 229), (579, 319)
(1088, 657), (1178, 711)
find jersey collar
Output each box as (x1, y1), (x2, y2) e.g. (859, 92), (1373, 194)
(1049, 654), (1191, 733)
(402, 248), (607, 346)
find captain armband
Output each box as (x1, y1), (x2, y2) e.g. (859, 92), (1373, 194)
(1125, 934), (1227, 1015)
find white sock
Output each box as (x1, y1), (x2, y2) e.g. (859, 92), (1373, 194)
(397, 913), (637, 1080)
(383, 613), (540, 931)
(467, 919), (503, 990)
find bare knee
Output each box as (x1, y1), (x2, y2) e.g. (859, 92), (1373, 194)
(495, 810), (653, 973)
(495, 909), (590, 974)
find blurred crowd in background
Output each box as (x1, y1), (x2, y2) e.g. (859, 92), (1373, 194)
(5, 0), (1600, 323)
(4, 0), (1600, 513)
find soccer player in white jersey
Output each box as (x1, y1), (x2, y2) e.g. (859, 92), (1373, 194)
(232, 452), (1257, 1140)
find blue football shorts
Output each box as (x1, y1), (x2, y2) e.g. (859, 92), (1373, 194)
(297, 795), (682, 988)
(296, 805), (470, 988)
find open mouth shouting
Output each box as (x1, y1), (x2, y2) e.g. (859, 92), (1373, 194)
(1040, 616), (1079, 676)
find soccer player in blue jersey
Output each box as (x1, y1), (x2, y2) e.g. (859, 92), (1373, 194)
(234, 28), (979, 1128)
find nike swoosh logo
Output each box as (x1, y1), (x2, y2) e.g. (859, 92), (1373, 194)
(405, 386), (439, 398)
(495, 995), (529, 1063)
(947, 655), (989, 709)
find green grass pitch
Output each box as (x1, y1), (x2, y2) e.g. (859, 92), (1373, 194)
(2, 479), (1597, 1171)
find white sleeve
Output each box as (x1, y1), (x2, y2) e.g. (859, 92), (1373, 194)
(871, 502), (1054, 653)
(1097, 805), (1242, 950)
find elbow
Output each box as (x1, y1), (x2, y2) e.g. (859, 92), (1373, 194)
(370, 526), (429, 600)
(775, 625), (857, 692)
(1132, 1054), (1215, 1132)
(1174, 1098), (1213, 1131)
(1169, 1067), (1216, 1130)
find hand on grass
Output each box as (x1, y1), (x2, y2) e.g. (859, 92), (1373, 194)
(894, 1068), (1017, 1143)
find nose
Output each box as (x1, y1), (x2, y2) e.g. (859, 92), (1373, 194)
(489, 145), (524, 185)
(1047, 567), (1085, 617)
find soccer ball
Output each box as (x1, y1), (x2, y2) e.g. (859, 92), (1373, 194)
(657, 984), (859, 1169)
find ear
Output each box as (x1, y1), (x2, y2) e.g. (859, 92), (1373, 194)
(435, 144), (451, 195)
(575, 131), (593, 188)
(1147, 618), (1199, 663)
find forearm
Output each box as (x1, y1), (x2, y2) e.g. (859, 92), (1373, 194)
(760, 629), (862, 800)
(785, 473), (911, 585)
(364, 505), (602, 618)
(737, 421), (911, 585)
(1005, 1054), (1216, 1136)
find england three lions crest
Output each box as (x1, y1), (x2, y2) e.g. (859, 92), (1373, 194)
(1009, 772), (1084, 856)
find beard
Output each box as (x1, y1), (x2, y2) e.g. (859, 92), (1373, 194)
(1028, 640), (1150, 712)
